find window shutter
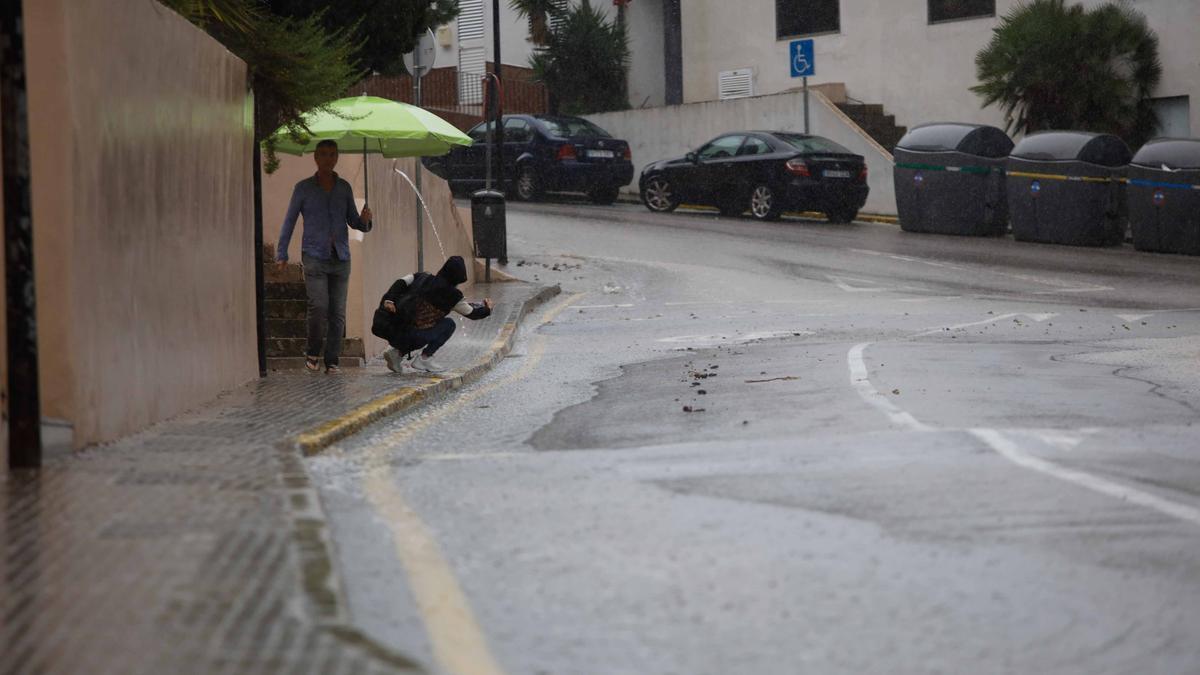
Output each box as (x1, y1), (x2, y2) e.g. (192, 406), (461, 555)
(458, 0), (485, 41)
(459, 46), (487, 103)
(718, 69), (754, 100)
(549, 0), (570, 32)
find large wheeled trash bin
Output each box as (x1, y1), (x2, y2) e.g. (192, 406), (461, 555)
(894, 123), (1013, 236)
(1128, 138), (1200, 256)
(471, 189), (507, 261)
(1006, 131), (1131, 247)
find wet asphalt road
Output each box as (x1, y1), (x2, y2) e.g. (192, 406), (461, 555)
(309, 200), (1200, 675)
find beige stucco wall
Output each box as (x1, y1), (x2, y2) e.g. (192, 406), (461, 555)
(681, 0), (1200, 137)
(24, 0), (257, 447)
(262, 152), (474, 360)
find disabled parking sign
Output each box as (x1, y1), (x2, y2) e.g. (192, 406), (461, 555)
(790, 39), (815, 78)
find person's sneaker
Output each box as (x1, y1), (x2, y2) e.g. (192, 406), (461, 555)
(383, 348), (404, 374)
(411, 354), (447, 373)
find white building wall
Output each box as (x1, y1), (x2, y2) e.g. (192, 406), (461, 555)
(682, 0), (1199, 139)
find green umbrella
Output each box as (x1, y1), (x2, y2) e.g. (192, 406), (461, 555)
(266, 95), (473, 204)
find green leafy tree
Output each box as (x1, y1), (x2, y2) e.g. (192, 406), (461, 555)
(159, 0), (363, 170)
(971, 0), (1162, 146)
(530, 0), (630, 115)
(265, 0), (460, 75)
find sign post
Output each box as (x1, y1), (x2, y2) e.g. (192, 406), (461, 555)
(789, 39), (815, 134)
(404, 30), (437, 271)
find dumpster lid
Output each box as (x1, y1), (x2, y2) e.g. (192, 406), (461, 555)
(1010, 131), (1131, 166)
(1131, 138), (1200, 170)
(895, 123), (1014, 157)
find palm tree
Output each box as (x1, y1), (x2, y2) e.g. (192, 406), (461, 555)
(971, 0), (1162, 146)
(509, 0), (566, 45)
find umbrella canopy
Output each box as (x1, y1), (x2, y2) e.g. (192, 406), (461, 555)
(267, 95), (472, 158)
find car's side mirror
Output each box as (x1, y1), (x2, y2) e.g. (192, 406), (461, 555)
(686, 152), (698, 164)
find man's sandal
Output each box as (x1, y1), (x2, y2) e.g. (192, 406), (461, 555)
(325, 365), (341, 375)
(304, 356), (320, 372)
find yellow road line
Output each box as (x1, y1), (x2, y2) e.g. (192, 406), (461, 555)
(358, 292), (584, 675)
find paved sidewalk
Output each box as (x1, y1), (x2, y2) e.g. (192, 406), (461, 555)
(0, 281), (558, 675)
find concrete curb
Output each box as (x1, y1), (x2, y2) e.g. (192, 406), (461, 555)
(615, 192), (899, 224)
(292, 283), (562, 456)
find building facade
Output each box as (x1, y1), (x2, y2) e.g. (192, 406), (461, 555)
(677, 0), (1197, 139)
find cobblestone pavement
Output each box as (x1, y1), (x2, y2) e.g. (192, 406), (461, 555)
(0, 282), (555, 675)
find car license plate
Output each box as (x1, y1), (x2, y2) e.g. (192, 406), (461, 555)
(824, 169), (852, 178)
(587, 149), (615, 159)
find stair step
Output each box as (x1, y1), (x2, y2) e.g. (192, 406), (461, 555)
(267, 356), (364, 371)
(266, 318), (307, 338)
(266, 337), (365, 358)
(265, 299), (307, 320)
(266, 282), (307, 301)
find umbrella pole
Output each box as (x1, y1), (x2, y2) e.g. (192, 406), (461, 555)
(362, 138), (368, 206)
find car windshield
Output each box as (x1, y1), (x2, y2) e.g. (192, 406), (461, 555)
(538, 117), (612, 139)
(776, 134), (851, 154)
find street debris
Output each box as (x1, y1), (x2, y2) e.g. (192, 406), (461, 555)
(745, 376), (800, 384)
(682, 406), (706, 413)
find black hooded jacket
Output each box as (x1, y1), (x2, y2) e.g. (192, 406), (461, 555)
(372, 257), (490, 341)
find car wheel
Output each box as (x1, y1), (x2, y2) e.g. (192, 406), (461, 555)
(516, 165), (543, 201)
(641, 175), (680, 213)
(827, 208), (858, 224)
(749, 184), (782, 221)
(589, 185), (620, 205)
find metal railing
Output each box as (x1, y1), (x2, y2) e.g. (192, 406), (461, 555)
(357, 69), (549, 126)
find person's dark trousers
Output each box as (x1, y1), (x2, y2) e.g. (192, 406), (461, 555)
(391, 318), (457, 357)
(301, 253), (351, 366)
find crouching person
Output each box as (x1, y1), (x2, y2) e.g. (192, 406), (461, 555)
(372, 256), (494, 374)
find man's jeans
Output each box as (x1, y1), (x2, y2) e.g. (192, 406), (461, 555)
(391, 318), (457, 357)
(302, 253), (351, 366)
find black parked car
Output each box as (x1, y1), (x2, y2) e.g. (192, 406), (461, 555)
(424, 114), (634, 204)
(639, 131), (869, 222)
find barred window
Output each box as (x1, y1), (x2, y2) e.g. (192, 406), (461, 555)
(929, 0), (995, 23)
(776, 0), (840, 39)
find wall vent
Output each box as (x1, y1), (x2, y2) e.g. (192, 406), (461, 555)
(718, 69), (754, 100)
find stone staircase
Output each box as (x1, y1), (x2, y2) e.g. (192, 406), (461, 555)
(790, 82), (908, 154)
(264, 245), (364, 370)
(835, 99), (907, 154)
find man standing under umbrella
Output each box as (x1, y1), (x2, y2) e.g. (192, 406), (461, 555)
(276, 140), (374, 373)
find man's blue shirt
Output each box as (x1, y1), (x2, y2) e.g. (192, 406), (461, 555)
(276, 173), (371, 262)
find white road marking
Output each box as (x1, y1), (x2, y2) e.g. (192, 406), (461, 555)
(970, 429), (1200, 527)
(657, 330), (814, 347)
(847, 343), (933, 432)
(911, 312), (1056, 338)
(827, 275), (894, 293)
(1116, 314), (1152, 322)
(1027, 428), (1090, 452)
(846, 341), (1200, 528)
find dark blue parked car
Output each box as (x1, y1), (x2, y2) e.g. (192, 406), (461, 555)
(424, 115), (634, 204)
